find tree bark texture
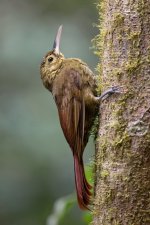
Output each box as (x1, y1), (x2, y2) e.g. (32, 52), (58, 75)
(93, 0), (150, 224)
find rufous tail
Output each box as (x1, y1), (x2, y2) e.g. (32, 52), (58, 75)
(74, 154), (92, 210)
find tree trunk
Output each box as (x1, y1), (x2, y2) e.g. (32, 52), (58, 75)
(93, 0), (150, 224)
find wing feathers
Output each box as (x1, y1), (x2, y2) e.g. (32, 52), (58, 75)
(54, 68), (92, 209)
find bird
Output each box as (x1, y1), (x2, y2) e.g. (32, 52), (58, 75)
(40, 25), (120, 210)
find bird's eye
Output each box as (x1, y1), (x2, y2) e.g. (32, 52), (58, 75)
(48, 57), (54, 62)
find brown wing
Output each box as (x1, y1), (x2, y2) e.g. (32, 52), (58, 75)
(53, 66), (94, 209)
(54, 68), (85, 157)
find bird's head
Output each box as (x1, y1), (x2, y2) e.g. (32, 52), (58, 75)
(40, 25), (64, 90)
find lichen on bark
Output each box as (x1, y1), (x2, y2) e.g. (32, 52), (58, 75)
(93, 0), (150, 224)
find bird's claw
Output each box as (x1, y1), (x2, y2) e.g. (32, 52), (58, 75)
(97, 85), (125, 102)
(112, 85), (127, 94)
(109, 86), (123, 94)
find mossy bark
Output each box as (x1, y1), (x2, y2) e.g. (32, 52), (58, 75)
(93, 0), (150, 224)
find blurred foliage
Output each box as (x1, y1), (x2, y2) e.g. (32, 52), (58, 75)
(47, 194), (76, 225)
(46, 166), (93, 225)
(46, 194), (92, 225)
(0, 0), (98, 225)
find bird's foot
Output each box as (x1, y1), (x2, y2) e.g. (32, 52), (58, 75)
(96, 86), (123, 102)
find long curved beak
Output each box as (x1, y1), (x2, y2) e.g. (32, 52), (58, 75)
(53, 25), (63, 55)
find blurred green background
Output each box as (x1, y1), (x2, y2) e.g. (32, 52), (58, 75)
(0, 0), (98, 224)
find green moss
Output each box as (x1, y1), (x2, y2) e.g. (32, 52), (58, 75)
(101, 169), (109, 178)
(92, 1), (107, 56)
(90, 116), (99, 140)
(113, 13), (125, 28)
(96, 136), (108, 166)
(112, 131), (131, 149)
(125, 59), (140, 74)
(127, 31), (141, 41)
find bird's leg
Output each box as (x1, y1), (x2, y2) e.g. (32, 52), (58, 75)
(95, 86), (122, 102)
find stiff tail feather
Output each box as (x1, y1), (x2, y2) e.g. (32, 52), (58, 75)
(74, 154), (92, 210)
